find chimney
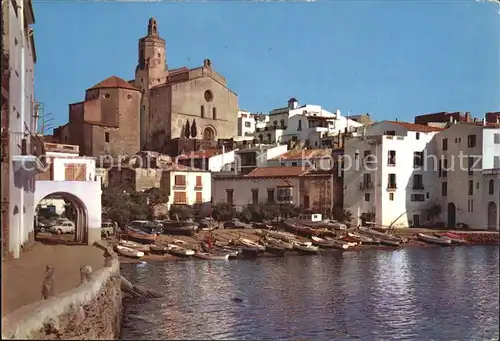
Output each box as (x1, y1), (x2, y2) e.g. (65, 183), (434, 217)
(464, 112), (471, 123)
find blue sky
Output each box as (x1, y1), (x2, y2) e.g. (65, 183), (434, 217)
(33, 0), (499, 131)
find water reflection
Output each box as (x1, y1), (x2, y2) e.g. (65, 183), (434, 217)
(121, 247), (499, 341)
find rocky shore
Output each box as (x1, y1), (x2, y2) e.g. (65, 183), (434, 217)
(110, 228), (499, 264)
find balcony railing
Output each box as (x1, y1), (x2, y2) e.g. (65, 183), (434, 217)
(412, 184), (425, 190)
(44, 142), (79, 154)
(387, 184), (397, 191)
(277, 196), (293, 203)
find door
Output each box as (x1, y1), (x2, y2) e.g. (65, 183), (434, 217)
(413, 214), (420, 228)
(487, 202), (498, 231)
(303, 195), (310, 209)
(447, 203), (456, 229)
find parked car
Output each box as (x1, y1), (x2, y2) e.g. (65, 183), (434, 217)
(223, 218), (246, 229)
(50, 221), (76, 234)
(101, 221), (116, 237)
(252, 221), (272, 229)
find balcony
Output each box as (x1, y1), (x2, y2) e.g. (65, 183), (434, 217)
(412, 184), (425, 190)
(277, 196), (293, 204)
(44, 142), (79, 154)
(387, 183), (397, 191)
(360, 182), (373, 190)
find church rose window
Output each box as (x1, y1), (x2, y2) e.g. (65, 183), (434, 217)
(204, 90), (213, 102)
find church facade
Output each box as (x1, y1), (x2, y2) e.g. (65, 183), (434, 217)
(52, 17), (238, 158)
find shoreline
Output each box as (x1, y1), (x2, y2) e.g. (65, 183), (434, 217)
(111, 228), (499, 264)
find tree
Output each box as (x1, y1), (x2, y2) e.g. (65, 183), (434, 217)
(190, 119), (197, 138)
(211, 203), (235, 221)
(102, 184), (152, 227)
(144, 188), (168, 207)
(169, 205), (194, 220)
(184, 119), (191, 138)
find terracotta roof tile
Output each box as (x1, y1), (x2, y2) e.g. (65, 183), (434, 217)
(87, 76), (139, 91)
(385, 121), (444, 132)
(271, 149), (331, 161)
(246, 166), (310, 177)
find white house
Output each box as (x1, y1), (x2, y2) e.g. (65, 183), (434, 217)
(430, 121), (499, 230)
(343, 121), (443, 228)
(7, 0), (45, 258)
(35, 142), (102, 245)
(162, 166), (212, 209)
(237, 110), (267, 137)
(233, 144), (288, 175)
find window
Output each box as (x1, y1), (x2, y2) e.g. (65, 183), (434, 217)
(252, 189), (259, 205)
(442, 138), (448, 151)
(489, 179), (495, 195)
(441, 158), (448, 178)
(291, 162), (298, 166)
(468, 180), (473, 196)
(277, 187), (292, 202)
(494, 156), (500, 169)
(415, 132), (420, 140)
(468, 199), (474, 213)
(204, 90), (214, 102)
(387, 150), (396, 166)
(195, 192), (203, 203)
(389, 193), (394, 201)
(387, 173), (396, 189)
(364, 150), (374, 165)
(385, 130), (396, 136)
(105, 132), (110, 143)
(413, 174), (424, 189)
(442, 182), (448, 196)
(411, 194), (425, 202)
(201, 105), (205, 118)
(173, 192), (187, 204)
(362, 173), (372, 189)
(267, 189), (275, 203)
(244, 121), (251, 128)
(298, 120), (302, 131)
(195, 176), (202, 188)
(467, 134), (477, 148)
(468, 157), (474, 175)
(103, 93), (110, 99)
(413, 152), (424, 167)
(494, 133), (500, 144)
(226, 189), (234, 205)
(174, 175), (186, 186)
(280, 119), (285, 129)
(364, 193), (370, 201)
(212, 107), (217, 120)
(64, 164), (86, 181)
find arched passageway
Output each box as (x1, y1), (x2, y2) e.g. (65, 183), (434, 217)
(35, 192), (88, 243)
(203, 126), (216, 141)
(487, 201), (498, 231)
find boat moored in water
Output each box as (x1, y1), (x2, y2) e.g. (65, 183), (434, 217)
(417, 233), (452, 246)
(293, 243), (320, 254)
(116, 245), (145, 258)
(167, 244), (195, 257)
(194, 251), (230, 260)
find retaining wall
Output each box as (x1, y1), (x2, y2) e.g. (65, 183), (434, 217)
(1, 245), (121, 339)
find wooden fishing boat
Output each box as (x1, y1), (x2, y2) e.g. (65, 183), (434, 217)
(417, 233), (452, 246)
(262, 243), (286, 256)
(201, 241), (239, 257)
(118, 240), (151, 253)
(264, 236), (294, 250)
(149, 244), (169, 254)
(347, 232), (377, 244)
(116, 245), (144, 258)
(358, 227), (402, 242)
(162, 220), (198, 236)
(437, 232), (468, 244)
(442, 232), (466, 240)
(237, 238), (266, 251)
(167, 244), (195, 257)
(123, 226), (158, 244)
(293, 243), (320, 254)
(311, 236), (337, 248)
(193, 251), (230, 260)
(379, 238), (400, 247)
(323, 237), (351, 251)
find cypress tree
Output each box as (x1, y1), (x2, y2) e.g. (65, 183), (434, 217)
(191, 119), (198, 138)
(184, 119), (191, 138)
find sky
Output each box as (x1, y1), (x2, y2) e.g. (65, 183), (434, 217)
(32, 0), (500, 131)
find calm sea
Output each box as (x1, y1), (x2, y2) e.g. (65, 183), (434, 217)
(120, 246), (499, 340)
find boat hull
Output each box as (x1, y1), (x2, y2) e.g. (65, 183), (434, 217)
(162, 222), (197, 236)
(417, 233), (452, 246)
(116, 245), (144, 258)
(194, 251), (230, 260)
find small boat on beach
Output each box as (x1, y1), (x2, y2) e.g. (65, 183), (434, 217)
(122, 226), (158, 244)
(437, 232), (468, 244)
(194, 251), (230, 260)
(378, 238), (400, 247)
(162, 220), (198, 236)
(201, 241), (239, 258)
(149, 244), (169, 254)
(167, 244), (195, 257)
(264, 236), (294, 250)
(236, 238), (266, 251)
(116, 245), (145, 258)
(293, 243), (320, 254)
(118, 240), (151, 253)
(347, 232), (377, 244)
(262, 243), (286, 256)
(311, 236), (337, 249)
(417, 233), (452, 246)
(358, 227), (402, 242)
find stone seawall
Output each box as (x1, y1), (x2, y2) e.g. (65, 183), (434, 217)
(1, 251), (121, 339)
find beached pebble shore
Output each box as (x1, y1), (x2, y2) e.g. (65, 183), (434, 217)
(110, 228), (499, 264)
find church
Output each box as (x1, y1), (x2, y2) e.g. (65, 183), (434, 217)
(51, 18), (239, 158)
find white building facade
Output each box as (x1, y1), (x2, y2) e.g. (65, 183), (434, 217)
(343, 121), (442, 228)
(7, 0), (45, 258)
(165, 169), (212, 208)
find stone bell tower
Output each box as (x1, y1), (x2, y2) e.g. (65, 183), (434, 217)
(135, 17), (168, 149)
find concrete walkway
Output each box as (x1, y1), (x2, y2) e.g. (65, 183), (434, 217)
(1, 243), (105, 317)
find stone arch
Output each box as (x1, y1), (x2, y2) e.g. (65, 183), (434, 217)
(35, 182), (102, 245)
(487, 201), (498, 231)
(203, 126), (216, 141)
